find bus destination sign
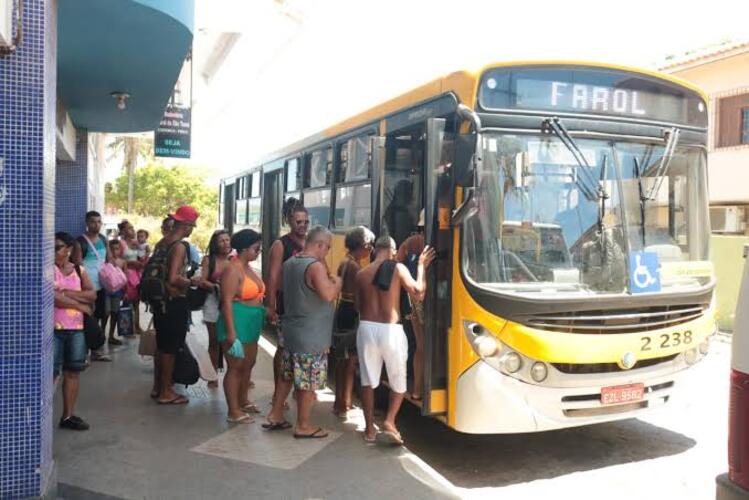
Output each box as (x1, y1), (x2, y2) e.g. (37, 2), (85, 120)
(479, 66), (707, 127)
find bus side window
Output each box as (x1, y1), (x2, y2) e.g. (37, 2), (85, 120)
(382, 126), (424, 246)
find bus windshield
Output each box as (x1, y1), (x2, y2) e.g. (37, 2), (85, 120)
(462, 133), (711, 296)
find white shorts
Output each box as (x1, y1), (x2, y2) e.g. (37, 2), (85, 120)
(356, 320), (408, 394)
(202, 292), (220, 323)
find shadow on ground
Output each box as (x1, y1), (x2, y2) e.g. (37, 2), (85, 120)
(396, 403), (696, 489)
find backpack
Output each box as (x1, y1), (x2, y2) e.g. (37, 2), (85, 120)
(173, 342), (200, 386)
(139, 240), (187, 312)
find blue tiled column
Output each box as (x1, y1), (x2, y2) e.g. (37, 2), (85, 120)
(0, 0), (57, 498)
(56, 129), (89, 236)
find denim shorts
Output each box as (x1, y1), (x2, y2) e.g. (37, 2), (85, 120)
(54, 329), (87, 377)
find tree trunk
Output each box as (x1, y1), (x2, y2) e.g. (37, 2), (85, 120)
(124, 137), (138, 213)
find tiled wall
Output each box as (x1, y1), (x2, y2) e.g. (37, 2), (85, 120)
(56, 129), (89, 236)
(0, 0), (57, 498)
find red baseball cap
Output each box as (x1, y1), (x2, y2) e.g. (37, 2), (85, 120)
(171, 205), (200, 223)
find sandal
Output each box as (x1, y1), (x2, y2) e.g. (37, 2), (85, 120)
(262, 419), (292, 431)
(293, 427), (328, 439)
(377, 430), (404, 446)
(157, 395), (189, 405)
(108, 338), (123, 346)
(227, 414), (253, 424)
(241, 403), (261, 414)
(363, 432), (377, 443)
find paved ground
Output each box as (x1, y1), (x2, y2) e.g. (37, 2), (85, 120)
(54, 311), (731, 500)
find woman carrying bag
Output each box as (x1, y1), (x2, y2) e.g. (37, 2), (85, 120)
(332, 226), (374, 418)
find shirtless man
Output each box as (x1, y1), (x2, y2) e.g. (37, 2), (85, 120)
(354, 236), (434, 445)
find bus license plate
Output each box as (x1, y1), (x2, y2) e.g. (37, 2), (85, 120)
(601, 383), (645, 405)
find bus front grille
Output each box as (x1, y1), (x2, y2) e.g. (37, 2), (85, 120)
(518, 304), (707, 334)
(552, 354), (679, 374)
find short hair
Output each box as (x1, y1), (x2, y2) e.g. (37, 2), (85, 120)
(85, 211), (101, 221)
(345, 226), (375, 252)
(231, 229), (261, 252)
(55, 232), (75, 247)
(117, 220), (131, 232)
(306, 225), (331, 246)
(108, 239), (121, 250)
(374, 235), (396, 251)
(137, 229), (149, 237)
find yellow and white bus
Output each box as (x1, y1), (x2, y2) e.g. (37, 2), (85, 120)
(220, 61), (716, 433)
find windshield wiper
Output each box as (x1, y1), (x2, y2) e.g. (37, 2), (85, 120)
(645, 127), (680, 200)
(598, 155), (609, 234)
(542, 117), (604, 202)
(633, 157), (647, 246)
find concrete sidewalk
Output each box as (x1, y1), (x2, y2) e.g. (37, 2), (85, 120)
(53, 313), (455, 500)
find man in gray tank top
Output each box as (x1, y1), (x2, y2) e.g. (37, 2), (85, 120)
(265, 226), (341, 438)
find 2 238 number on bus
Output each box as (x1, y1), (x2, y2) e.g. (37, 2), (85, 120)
(640, 330), (693, 352)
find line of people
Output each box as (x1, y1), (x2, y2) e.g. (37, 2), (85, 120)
(54, 201), (434, 446)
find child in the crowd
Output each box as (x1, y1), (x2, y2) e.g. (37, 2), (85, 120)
(136, 229), (151, 262)
(105, 240), (127, 345)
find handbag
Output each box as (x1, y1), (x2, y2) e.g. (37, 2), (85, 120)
(138, 318), (157, 357)
(72, 265), (105, 350)
(332, 260), (359, 360)
(100, 262), (127, 294)
(187, 286), (208, 311)
(84, 313), (105, 350)
(173, 342), (200, 386)
(118, 301), (134, 337)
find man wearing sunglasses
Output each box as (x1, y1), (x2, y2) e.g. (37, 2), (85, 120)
(267, 198), (309, 409)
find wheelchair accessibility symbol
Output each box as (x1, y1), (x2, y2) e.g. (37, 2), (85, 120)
(629, 251), (661, 294)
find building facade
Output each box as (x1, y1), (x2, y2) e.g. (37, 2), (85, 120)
(660, 41), (749, 330)
(0, 1), (193, 497)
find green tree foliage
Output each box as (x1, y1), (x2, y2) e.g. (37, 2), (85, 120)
(107, 162), (218, 251)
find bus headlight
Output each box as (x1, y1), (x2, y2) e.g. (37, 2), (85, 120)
(475, 335), (501, 357)
(530, 362), (548, 383)
(501, 352), (522, 373)
(463, 321), (501, 358)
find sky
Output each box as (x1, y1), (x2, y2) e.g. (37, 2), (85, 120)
(182, 0), (749, 180)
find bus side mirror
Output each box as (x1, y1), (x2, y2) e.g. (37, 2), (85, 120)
(454, 133), (481, 187)
(455, 134), (478, 187)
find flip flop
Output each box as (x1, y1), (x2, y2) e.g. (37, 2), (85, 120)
(293, 427), (328, 439)
(363, 432), (377, 443)
(150, 390), (159, 399)
(227, 414), (253, 424)
(377, 430), (404, 446)
(261, 420), (292, 431)
(410, 394), (422, 401)
(241, 403), (261, 414)
(157, 395), (189, 405)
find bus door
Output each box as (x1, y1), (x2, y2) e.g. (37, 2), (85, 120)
(223, 182), (235, 234)
(423, 117), (453, 416)
(261, 169), (283, 282)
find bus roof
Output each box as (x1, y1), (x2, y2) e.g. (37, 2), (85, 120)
(223, 60), (708, 183)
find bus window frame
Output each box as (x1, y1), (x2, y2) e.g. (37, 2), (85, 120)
(332, 132), (375, 231)
(285, 156), (301, 193)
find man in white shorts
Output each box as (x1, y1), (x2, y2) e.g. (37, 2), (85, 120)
(354, 236), (434, 445)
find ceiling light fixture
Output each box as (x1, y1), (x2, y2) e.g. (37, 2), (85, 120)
(111, 91), (130, 111)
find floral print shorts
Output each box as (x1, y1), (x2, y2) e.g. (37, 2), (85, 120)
(282, 350), (328, 391)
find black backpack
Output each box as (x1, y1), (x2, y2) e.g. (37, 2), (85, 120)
(173, 343), (200, 386)
(140, 240), (187, 312)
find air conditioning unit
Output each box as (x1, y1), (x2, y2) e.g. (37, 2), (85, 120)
(710, 206), (746, 234)
(0, 0), (12, 47)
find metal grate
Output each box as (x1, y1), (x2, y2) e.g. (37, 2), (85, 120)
(553, 355), (679, 375)
(518, 304), (708, 334)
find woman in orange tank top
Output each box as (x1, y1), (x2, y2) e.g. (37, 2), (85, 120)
(217, 229), (266, 424)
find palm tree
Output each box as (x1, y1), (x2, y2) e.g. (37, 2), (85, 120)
(108, 135), (154, 213)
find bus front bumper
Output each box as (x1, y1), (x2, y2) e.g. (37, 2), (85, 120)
(454, 356), (701, 434)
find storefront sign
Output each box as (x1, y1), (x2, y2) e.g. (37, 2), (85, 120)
(154, 105), (191, 158)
